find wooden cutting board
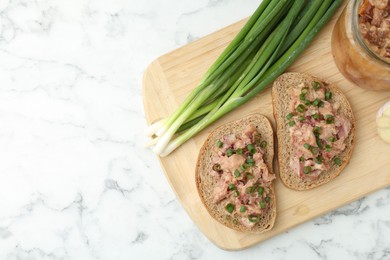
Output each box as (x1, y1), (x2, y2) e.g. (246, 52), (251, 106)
(142, 3), (390, 250)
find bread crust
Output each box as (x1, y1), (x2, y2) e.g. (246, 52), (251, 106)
(195, 114), (276, 233)
(272, 72), (356, 191)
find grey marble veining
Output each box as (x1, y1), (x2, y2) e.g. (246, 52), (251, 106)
(0, 0), (389, 259)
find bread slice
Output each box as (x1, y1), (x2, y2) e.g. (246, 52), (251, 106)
(195, 114), (276, 233)
(272, 72), (355, 191)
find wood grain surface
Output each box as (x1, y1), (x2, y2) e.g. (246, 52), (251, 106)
(142, 3), (390, 250)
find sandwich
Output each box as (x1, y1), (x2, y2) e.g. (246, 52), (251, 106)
(272, 72), (355, 190)
(195, 114), (276, 233)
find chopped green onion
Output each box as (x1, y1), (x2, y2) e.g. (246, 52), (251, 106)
(260, 141), (267, 149)
(313, 126), (321, 136)
(303, 166), (312, 174)
(326, 114), (334, 124)
(329, 136), (336, 142)
(265, 196), (271, 202)
(296, 104), (306, 113)
(299, 156), (305, 162)
(240, 164), (246, 171)
(212, 163), (221, 171)
(260, 201), (266, 209)
(310, 146), (319, 155)
(225, 203), (235, 213)
(240, 205), (246, 212)
(305, 100), (311, 106)
(245, 186), (256, 194)
(334, 157), (341, 166)
(247, 144), (256, 154)
(312, 113), (320, 120)
(248, 214), (259, 223)
(304, 143), (310, 149)
(318, 100), (324, 107)
(298, 115), (305, 122)
(227, 149), (233, 157)
(234, 169), (241, 178)
(312, 98), (320, 107)
(258, 186), (264, 195)
(246, 158), (255, 166)
(246, 173), (254, 179)
(311, 81), (321, 90)
(314, 156), (323, 164)
(233, 190), (240, 197)
(300, 93), (306, 101)
(326, 144), (332, 152)
(286, 113), (294, 120)
(236, 148), (243, 155)
(316, 136), (323, 149)
(289, 120), (296, 126)
(325, 91), (332, 101)
(217, 140), (223, 148)
(229, 184), (236, 190)
(301, 87), (309, 94)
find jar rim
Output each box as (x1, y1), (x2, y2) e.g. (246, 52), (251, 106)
(351, 0), (390, 66)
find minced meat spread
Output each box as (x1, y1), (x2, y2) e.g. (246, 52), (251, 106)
(286, 81), (351, 180)
(358, 0), (390, 62)
(210, 124), (275, 228)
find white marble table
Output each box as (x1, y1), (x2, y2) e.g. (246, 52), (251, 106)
(0, 0), (389, 259)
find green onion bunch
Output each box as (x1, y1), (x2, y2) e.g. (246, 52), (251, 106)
(146, 0), (342, 156)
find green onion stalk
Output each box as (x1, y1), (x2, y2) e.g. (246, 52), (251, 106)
(147, 0), (284, 139)
(146, 0), (289, 150)
(146, 0), (342, 156)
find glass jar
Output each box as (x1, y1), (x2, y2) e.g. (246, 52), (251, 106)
(331, 0), (390, 91)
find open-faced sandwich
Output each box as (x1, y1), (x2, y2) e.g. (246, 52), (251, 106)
(272, 72), (355, 191)
(195, 114), (276, 233)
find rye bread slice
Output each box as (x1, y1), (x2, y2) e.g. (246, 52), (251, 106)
(195, 114), (276, 233)
(272, 72), (355, 191)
